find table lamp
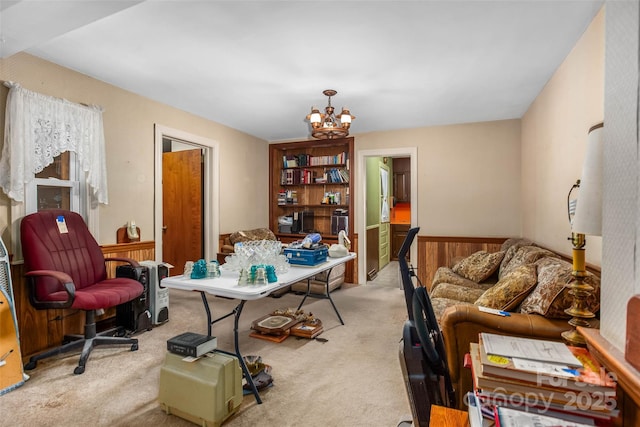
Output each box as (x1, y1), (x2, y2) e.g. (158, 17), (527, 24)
(562, 122), (603, 346)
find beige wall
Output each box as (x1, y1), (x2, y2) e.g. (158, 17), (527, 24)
(0, 7), (605, 266)
(0, 53), (269, 248)
(354, 119), (522, 238)
(521, 8), (605, 265)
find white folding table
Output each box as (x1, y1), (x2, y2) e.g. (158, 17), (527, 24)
(161, 252), (356, 404)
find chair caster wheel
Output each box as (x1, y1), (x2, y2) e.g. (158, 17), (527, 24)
(24, 361), (37, 370)
(131, 343), (139, 351)
(74, 366), (85, 375)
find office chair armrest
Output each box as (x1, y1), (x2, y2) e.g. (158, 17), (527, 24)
(25, 270), (76, 309)
(105, 257), (140, 267)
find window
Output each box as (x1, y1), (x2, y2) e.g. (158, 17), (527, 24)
(25, 152), (86, 218)
(12, 150), (97, 258)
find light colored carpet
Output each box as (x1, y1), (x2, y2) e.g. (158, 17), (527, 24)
(2, 263), (412, 427)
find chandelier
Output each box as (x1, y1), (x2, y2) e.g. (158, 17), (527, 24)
(306, 89), (355, 139)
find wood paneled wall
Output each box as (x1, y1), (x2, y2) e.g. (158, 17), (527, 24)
(417, 236), (507, 291)
(414, 236), (600, 290)
(101, 241), (155, 277)
(11, 241), (154, 359)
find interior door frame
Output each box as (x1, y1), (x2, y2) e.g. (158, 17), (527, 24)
(154, 124), (220, 264)
(357, 147), (418, 284)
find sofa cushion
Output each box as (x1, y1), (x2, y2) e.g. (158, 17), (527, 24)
(499, 245), (558, 280)
(519, 257), (601, 319)
(431, 267), (495, 293)
(500, 237), (534, 252)
(452, 250), (505, 283)
(431, 283), (486, 304)
(498, 240), (536, 278)
(431, 297), (474, 324)
(474, 264), (538, 311)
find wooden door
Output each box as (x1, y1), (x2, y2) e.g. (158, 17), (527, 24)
(162, 149), (203, 275)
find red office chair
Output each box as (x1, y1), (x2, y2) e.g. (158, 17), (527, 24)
(20, 209), (144, 374)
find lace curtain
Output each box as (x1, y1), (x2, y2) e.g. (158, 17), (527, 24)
(0, 82), (108, 204)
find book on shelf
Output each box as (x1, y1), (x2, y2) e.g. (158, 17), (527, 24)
(478, 335), (616, 394)
(307, 151), (347, 167)
(494, 406), (596, 427)
(297, 153), (310, 167)
(167, 332), (217, 357)
(283, 154), (299, 168)
(469, 343), (616, 414)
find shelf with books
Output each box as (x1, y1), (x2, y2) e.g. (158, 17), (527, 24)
(282, 163), (349, 169)
(270, 137), (354, 282)
(276, 204), (349, 209)
(279, 168), (349, 185)
(279, 183), (350, 187)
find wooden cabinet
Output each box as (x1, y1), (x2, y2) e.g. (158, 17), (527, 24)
(391, 224), (411, 261)
(269, 138), (355, 281)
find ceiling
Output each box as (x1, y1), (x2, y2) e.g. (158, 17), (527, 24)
(1, 0), (604, 142)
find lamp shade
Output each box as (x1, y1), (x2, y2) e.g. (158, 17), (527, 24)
(572, 123), (603, 236)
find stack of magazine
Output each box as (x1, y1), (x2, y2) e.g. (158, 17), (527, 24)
(467, 333), (618, 426)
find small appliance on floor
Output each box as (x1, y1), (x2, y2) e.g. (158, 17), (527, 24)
(139, 260), (170, 325)
(115, 264), (152, 334)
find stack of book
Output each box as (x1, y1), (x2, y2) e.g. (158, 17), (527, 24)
(467, 333), (618, 426)
(167, 332), (217, 358)
(280, 169), (315, 185)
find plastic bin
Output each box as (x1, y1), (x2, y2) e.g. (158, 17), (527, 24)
(158, 351), (243, 427)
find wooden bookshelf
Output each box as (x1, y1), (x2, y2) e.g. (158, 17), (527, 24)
(269, 137), (355, 282)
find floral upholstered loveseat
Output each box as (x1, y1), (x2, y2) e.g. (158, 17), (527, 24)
(429, 238), (601, 409)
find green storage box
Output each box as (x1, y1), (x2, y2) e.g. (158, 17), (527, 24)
(158, 351), (243, 426)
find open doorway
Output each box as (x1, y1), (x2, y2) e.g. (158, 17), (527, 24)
(154, 125), (220, 274)
(357, 148), (417, 285)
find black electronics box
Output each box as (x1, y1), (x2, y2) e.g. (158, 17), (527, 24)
(115, 264), (152, 334)
(331, 209), (349, 235)
(292, 210), (314, 233)
(167, 332), (218, 357)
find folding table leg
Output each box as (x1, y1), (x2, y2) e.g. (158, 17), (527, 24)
(296, 267), (345, 325)
(199, 292), (262, 404)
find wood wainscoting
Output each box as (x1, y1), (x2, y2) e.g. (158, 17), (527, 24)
(414, 236), (600, 291)
(11, 241), (154, 360)
(417, 236), (507, 291)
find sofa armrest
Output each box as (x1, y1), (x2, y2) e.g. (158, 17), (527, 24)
(439, 304), (569, 409)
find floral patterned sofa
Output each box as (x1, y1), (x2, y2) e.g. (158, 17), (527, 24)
(429, 238), (601, 409)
